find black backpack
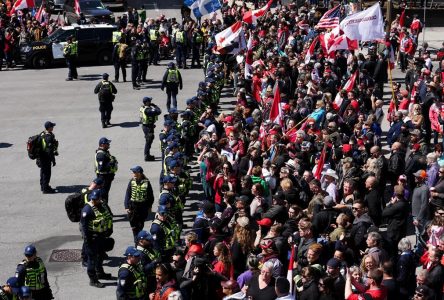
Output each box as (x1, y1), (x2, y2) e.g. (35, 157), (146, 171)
(65, 192), (84, 222)
(99, 81), (112, 98)
(27, 134), (42, 160)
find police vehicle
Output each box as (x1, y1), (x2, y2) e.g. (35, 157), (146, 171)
(20, 24), (116, 68)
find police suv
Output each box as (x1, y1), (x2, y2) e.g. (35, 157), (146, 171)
(20, 24), (116, 68)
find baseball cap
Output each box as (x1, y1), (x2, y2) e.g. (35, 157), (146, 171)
(89, 189), (102, 200)
(209, 217), (223, 230)
(413, 170), (427, 178)
(137, 230), (153, 241)
(166, 142), (179, 151)
(102, 73), (109, 79)
(143, 96), (152, 103)
(200, 201), (215, 214)
(157, 205), (168, 214)
(93, 177), (104, 185)
(257, 218), (273, 227)
(123, 246), (141, 257)
(168, 160), (180, 168)
(162, 175), (177, 184)
(130, 166), (144, 173)
(99, 137), (111, 145)
(24, 245), (36, 256)
(327, 258), (340, 268)
(44, 121), (56, 129)
(6, 277), (20, 294)
(20, 286), (31, 297)
(342, 144), (352, 153)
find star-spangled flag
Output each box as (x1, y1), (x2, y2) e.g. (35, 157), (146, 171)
(243, 0), (273, 25)
(9, 0), (35, 16)
(189, 0), (221, 18)
(317, 5), (341, 29)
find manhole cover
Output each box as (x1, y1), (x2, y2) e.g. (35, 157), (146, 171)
(49, 249), (82, 262)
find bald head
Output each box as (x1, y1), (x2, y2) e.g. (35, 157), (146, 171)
(392, 142), (402, 152)
(366, 176), (377, 189)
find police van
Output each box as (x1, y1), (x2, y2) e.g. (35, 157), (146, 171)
(20, 24), (116, 68)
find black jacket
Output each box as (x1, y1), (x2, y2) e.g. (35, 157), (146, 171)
(365, 188), (383, 226)
(382, 199), (409, 243)
(350, 213), (373, 253)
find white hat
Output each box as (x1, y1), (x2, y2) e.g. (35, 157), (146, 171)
(285, 159), (297, 170)
(321, 169), (338, 179)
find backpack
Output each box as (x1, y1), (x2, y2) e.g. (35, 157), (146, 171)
(65, 192), (84, 222)
(27, 134), (42, 160)
(99, 81), (113, 98)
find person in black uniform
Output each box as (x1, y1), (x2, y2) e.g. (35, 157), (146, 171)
(15, 245), (53, 300)
(150, 205), (180, 261)
(161, 62), (183, 111)
(0, 277), (20, 299)
(131, 40), (142, 90)
(137, 39), (150, 83)
(139, 96), (162, 161)
(94, 73), (117, 128)
(37, 121), (58, 194)
(80, 189), (113, 288)
(116, 246), (147, 300)
(135, 231), (161, 294)
(124, 166), (154, 242)
(63, 35), (78, 81)
(94, 137), (118, 202)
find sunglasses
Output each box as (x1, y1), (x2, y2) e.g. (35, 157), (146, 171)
(352, 207), (361, 211)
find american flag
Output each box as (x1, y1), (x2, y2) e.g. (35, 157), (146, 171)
(317, 5), (341, 29)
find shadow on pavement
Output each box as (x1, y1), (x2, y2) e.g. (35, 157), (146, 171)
(115, 121), (139, 128)
(56, 185), (86, 193)
(77, 74), (102, 81)
(0, 142), (13, 148)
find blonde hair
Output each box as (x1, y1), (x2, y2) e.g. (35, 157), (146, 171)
(233, 224), (255, 254)
(280, 178), (293, 191)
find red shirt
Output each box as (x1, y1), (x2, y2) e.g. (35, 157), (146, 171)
(347, 287), (387, 300)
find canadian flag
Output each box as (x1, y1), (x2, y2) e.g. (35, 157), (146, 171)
(305, 36), (319, 64)
(9, 0), (35, 15)
(389, 45), (395, 70)
(314, 146), (326, 180)
(215, 21), (243, 50)
(269, 84), (282, 126)
(243, 0), (273, 25)
(399, 9), (405, 27)
(74, 0), (81, 15)
(333, 70), (358, 110)
(244, 35), (254, 78)
(328, 34), (358, 53)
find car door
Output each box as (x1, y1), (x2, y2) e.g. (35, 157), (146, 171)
(51, 29), (74, 60)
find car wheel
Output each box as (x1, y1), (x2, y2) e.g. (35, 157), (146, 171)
(32, 55), (50, 68)
(97, 50), (112, 65)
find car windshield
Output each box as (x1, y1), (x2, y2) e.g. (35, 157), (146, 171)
(42, 28), (74, 43)
(80, 0), (106, 10)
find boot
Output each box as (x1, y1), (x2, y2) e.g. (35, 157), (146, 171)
(106, 120), (111, 126)
(89, 279), (105, 288)
(102, 121), (107, 128)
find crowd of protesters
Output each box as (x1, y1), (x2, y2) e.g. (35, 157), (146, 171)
(1, 0), (444, 298)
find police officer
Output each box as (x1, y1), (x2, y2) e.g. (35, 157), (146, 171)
(37, 121), (58, 194)
(180, 110), (196, 157)
(112, 37), (128, 83)
(173, 25), (187, 69)
(137, 40), (149, 83)
(116, 246), (147, 300)
(161, 172), (184, 227)
(95, 137), (118, 202)
(19, 286), (31, 300)
(64, 35), (78, 80)
(191, 27), (203, 68)
(147, 20), (160, 65)
(94, 73), (118, 128)
(15, 245), (53, 300)
(131, 40), (143, 90)
(125, 166), (154, 242)
(150, 205), (180, 261)
(140, 96), (162, 161)
(161, 62), (183, 111)
(80, 189), (113, 288)
(81, 177), (104, 204)
(135, 231), (161, 274)
(0, 277), (20, 300)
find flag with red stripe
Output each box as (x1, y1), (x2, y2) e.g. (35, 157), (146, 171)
(74, 0), (81, 15)
(35, 0), (46, 23)
(243, 0), (273, 25)
(317, 5), (341, 29)
(9, 0), (35, 15)
(399, 9), (405, 27)
(287, 244), (295, 295)
(314, 146), (326, 180)
(333, 70), (358, 110)
(305, 36), (319, 64)
(269, 84), (282, 126)
(245, 35), (254, 78)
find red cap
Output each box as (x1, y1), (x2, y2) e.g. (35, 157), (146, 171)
(257, 218), (273, 227)
(224, 116), (234, 123)
(412, 143), (421, 151)
(342, 144), (352, 153)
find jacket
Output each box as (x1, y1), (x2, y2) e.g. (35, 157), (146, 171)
(350, 213), (374, 253)
(381, 199), (409, 242)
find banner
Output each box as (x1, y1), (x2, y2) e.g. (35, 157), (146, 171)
(339, 3), (384, 41)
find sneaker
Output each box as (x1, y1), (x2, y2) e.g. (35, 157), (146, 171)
(89, 281), (105, 288)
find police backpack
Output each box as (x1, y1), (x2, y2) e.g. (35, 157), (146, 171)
(65, 192), (84, 222)
(27, 134), (41, 160)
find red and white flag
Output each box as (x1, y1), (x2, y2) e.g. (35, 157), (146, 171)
(305, 36), (319, 64)
(333, 70), (358, 109)
(35, 1), (46, 23)
(215, 21), (243, 52)
(9, 0), (35, 15)
(269, 84), (282, 126)
(314, 146), (326, 180)
(244, 34), (254, 78)
(328, 32), (358, 53)
(399, 9), (405, 27)
(340, 3), (385, 41)
(287, 244), (295, 295)
(243, 0), (273, 25)
(389, 45), (395, 69)
(74, 0), (81, 15)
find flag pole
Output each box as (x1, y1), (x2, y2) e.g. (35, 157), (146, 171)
(387, 65), (396, 104)
(283, 116), (308, 138)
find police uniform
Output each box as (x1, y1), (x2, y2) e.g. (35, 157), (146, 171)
(180, 110), (196, 156)
(131, 41), (142, 89)
(15, 246), (53, 300)
(148, 25), (160, 65)
(191, 29), (203, 68)
(116, 247), (148, 300)
(0, 277), (20, 300)
(161, 63), (182, 111)
(149, 205), (180, 261)
(80, 190), (113, 287)
(95, 137), (118, 202)
(125, 166), (154, 241)
(64, 36), (78, 80)
(135, 231), (160, 294)
(139, 97), (161, 161)
(173, 27), (187, 68)
(38, 121), (58, 194)
(137, 40), (150, 83)
(94, 73), (117, 128)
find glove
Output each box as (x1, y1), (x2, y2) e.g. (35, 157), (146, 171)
(52, 161), (56, 167)
(36, 159), (42, 168)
